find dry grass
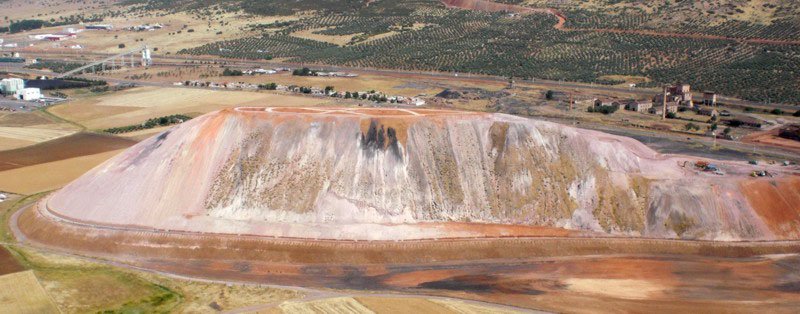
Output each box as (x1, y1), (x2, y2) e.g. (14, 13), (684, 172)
(0, 270), (59, 314)
(7, 245), (302, 313)
(160, 280), (302, 313)
(356, 296), (454, 313)
(0, 149), (124, 195)
(279, 297), (374, 313)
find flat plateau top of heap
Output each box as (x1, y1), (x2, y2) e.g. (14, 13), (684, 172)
(236, 107), (483, 117)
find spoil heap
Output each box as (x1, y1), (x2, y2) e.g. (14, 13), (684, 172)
(46, 107), (800, 240)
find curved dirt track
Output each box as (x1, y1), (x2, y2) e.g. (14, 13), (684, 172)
(13, 199), (800, 313)
(441, 0), (800, 46)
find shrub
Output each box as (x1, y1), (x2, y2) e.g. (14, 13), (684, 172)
(222, 68), (243, 76)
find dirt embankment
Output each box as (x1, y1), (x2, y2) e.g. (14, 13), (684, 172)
(741, 127), (800, 153)
(742, 177), (800, 238)
(0, 132), (136, 172)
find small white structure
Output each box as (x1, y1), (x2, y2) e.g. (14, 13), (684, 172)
(0, 78), (25, 95)
(16, 87), (42, 100)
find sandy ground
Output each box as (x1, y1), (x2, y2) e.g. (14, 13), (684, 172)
(0, 149), (124, 194)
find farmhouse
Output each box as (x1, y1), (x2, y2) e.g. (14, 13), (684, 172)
(649, 103), (678, 115)
(625, 100), (652, 113)
(594, 99), (616, 108)
(696, 107), (719, 117)
(703, 91), (717, 106)
(723, 116), (762, 129)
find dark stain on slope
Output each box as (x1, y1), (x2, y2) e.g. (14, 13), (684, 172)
(360, 119), (402, 160)
(126, 130), (171, 167)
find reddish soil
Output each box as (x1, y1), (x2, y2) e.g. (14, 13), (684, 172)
(0, 246), (24, 276)
(15, 201), (800, 312)
(440, 0), (800, 46)
(741, 128), (800, 153)
(0, 132), (136, 172)
(742, 177), (800, 237)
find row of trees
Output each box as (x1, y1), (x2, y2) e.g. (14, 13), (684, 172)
(104, 115), (192, 134)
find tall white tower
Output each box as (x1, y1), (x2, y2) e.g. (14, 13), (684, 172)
(141, 45), (152, 67)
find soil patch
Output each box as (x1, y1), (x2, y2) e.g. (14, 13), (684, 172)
(0, 246), (24, 275)
(0, 132), (136, 171)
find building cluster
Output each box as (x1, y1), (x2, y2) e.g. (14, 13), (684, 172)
(589, 83), (720, 117)
(243, 68), (278, 75)
(174, 80), (425, 106)
(314, 71), (358, 78)
(0, 78), (42, 101)
(29, 31), (78, 41)
(127, 24), (163, 31)
(85, 24), (113, 30)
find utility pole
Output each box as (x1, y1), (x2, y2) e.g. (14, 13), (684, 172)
(569, 93), (573, 111)
(661, 85), (668, 120)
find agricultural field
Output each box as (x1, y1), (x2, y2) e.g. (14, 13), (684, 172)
(0, 132), (135, 171)
(146, 0), (799, 104)
(48, 86), (332, 130)
(0, 111), (80, 151)
(0, 270), (59, 314)
(0, 149), (125, 194)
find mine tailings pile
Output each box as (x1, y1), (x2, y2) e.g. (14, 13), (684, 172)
(24, 106), (800, 242)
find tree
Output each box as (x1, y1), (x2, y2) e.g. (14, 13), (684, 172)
(770, 108), (783, 115)
(118, 43), (126, 49)
(710, 123), (718, 132)
(794, 110), (800, 117)
(324, 86), (334, 93)
(545, 90), (554, 100)
(222, 68), (243, 76)
(345, 92), (352, 99)
(685, 123), (700, 131)
(723, 127), (732, 135)
(666, 112), (677, 119)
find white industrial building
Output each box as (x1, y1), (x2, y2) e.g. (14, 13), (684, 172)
(16, 87), (42, 100)
(0, 78), (25, 95)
